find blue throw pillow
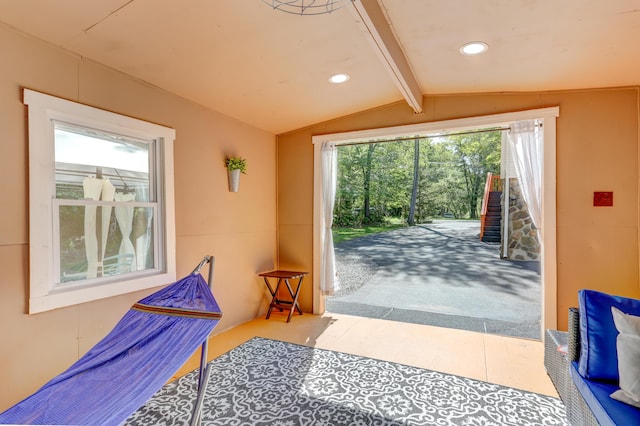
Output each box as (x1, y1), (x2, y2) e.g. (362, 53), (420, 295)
(578, 289), (640, 381)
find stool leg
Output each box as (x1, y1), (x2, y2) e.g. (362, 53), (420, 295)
(265, 277), (281, 320)
(293, 276), (304, 315)
(285, 276), (305, 322)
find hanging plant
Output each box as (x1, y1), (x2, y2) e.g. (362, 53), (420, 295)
(225, 157), (247, 174)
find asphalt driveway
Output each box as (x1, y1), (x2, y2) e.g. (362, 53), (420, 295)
(326, 220), (542, 340)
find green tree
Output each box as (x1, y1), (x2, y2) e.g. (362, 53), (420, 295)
(446, 131), (501, 219)
(363, 143), (376, 222)
(335, 145), (365, 226)
(334, 130), (501, 226)
(407, 139), (420, 225)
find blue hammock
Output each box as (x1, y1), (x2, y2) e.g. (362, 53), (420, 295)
(0, 258), (222, 425)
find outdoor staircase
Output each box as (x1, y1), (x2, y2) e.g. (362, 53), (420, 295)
(481, 191), (502, 243)
(480, 172), (503, 244)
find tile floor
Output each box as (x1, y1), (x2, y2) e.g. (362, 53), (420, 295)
(173, 312), (558, 398)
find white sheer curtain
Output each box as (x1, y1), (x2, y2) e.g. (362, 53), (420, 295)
(82, 177), (103, 279)
(99, 179), (115, 274)
(134, 187), (152, 271)
(114, 192), (136, 273)
(508, 119), (543, 242)
(82, 177), (116, 278)
(321, 142), (340, 295)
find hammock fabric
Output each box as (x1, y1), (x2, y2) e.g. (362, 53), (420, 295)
(0, 273), (222, 425)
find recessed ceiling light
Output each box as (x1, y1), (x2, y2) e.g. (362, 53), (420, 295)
(460, 42), (488, 56)
(329, 73), (350, 84)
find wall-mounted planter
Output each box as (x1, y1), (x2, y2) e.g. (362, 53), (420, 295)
(225, 156), (247, 193)
(228, 169), (241, 192)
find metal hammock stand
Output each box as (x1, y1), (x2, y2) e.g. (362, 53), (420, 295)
(190, 254), (216, 426)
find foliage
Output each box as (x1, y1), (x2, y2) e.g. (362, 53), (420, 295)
(446, 131), (501, 218)
(332, 219), (406, 244)
(333, 131), (501, 226)
(225, 157), (247, 174)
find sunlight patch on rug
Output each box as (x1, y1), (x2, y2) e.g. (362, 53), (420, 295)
(126, 337), (567, 425)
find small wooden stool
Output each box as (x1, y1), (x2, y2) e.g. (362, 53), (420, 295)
(259, 270), (308, 322)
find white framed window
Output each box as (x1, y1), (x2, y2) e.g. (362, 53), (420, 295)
(24, 89), (176, 314)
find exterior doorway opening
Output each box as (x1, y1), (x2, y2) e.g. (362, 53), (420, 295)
(312, 108), (559, 338)
(325, 129), (542, 339)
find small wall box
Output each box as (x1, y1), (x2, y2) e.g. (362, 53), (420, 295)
(593, 191), (613, 207)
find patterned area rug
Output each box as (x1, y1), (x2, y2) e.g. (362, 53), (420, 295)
(125, 337), (567, 425)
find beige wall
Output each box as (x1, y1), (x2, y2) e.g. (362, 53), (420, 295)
(3, 16), (640, 413)
(278, 88), (640, 330)
(0, 24), (276, 409)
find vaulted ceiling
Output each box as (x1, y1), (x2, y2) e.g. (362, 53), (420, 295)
(1, 0), (639, 134)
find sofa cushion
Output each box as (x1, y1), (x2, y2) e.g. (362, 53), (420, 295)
(610, 307), (640, 408)
(578, 289), (640, 381)
(570, 361), (640, 426)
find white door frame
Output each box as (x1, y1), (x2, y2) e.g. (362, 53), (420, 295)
(312, 107), (560, 331)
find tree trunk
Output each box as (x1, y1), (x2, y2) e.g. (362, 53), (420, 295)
(471, 175), (481, 219)
(461, 162), (474, 219)
(363, 144), (375, 220)
(408, 139), (419, 225)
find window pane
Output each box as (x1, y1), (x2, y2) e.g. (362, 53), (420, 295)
(58, 204), (156, 285)
(54, 122), (154, 202)
(25, 89), (176, 313)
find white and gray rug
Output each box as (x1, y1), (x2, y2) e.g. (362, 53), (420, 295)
(125, 337), (567, 425)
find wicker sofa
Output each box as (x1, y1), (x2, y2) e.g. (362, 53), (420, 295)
(545, 291), (640, 426)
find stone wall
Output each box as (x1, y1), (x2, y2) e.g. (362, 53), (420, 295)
(502, 178), (541, 260)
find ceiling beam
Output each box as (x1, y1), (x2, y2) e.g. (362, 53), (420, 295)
(350, 0), (423, 114)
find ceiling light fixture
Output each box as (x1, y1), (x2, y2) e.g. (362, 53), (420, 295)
(262, 0), (354, 15)
(329, 73), (350, 84)
(460, 41), (488, 56)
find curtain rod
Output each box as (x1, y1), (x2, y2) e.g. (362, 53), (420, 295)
(336, 123), (542, 147)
